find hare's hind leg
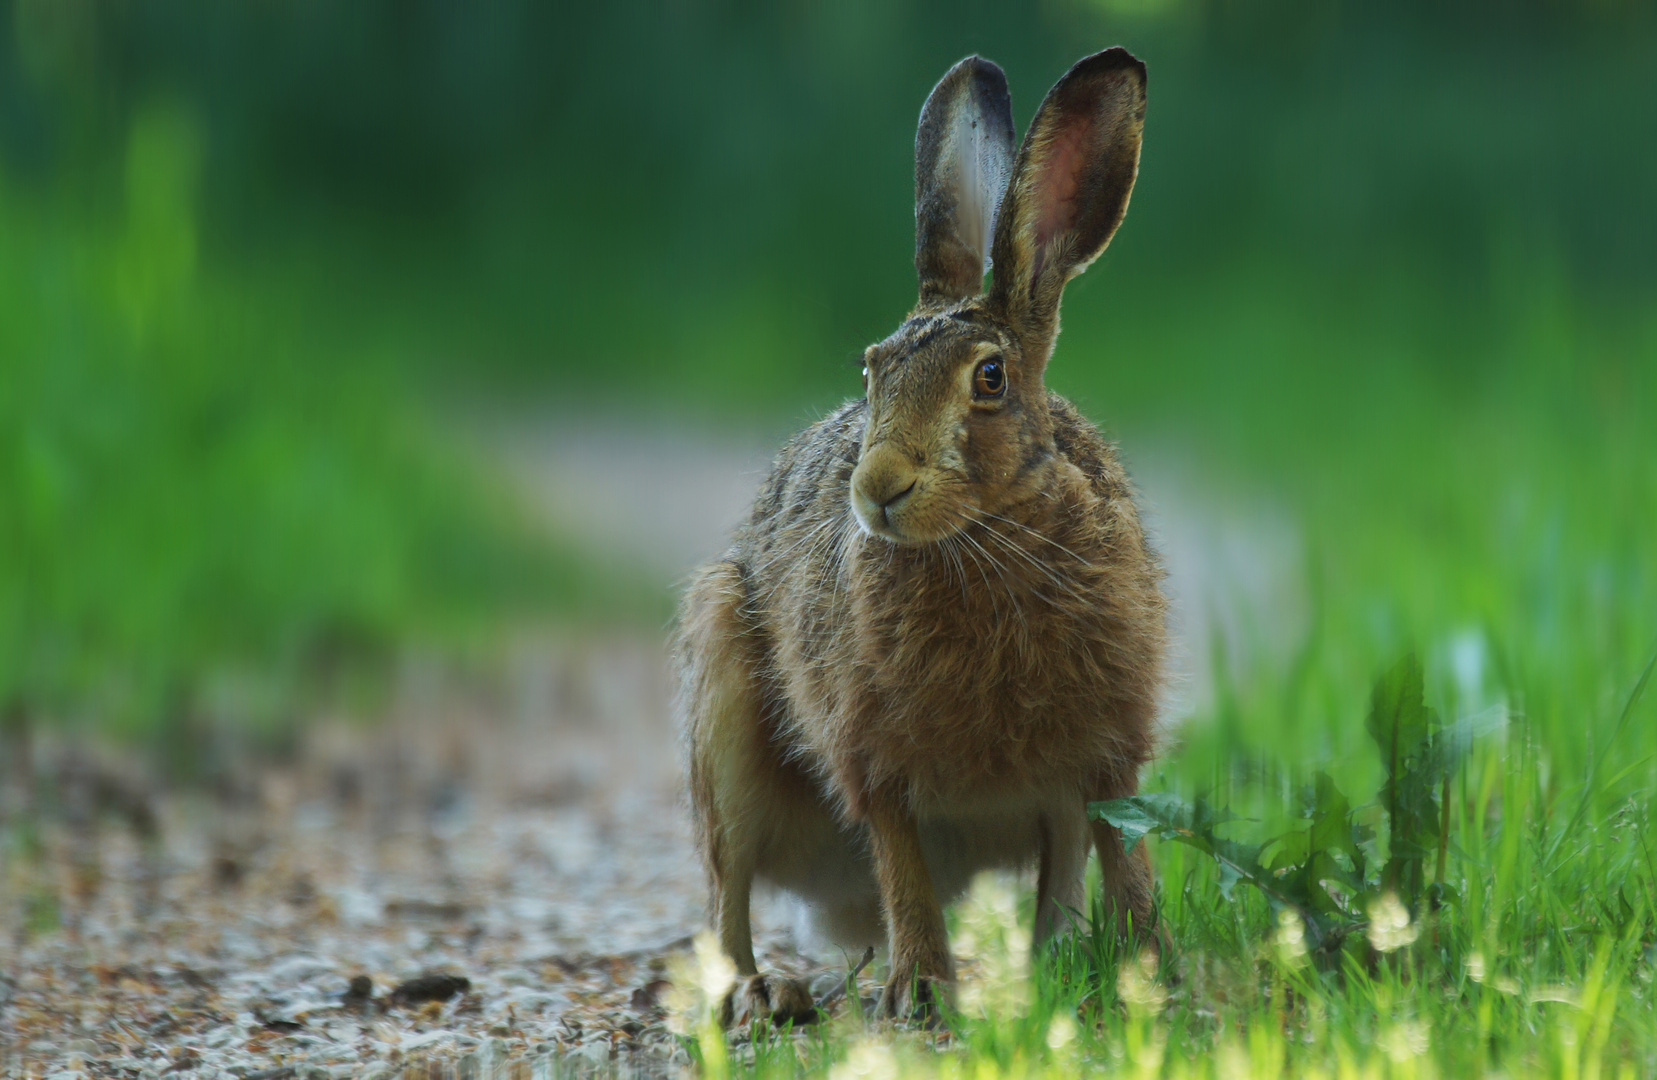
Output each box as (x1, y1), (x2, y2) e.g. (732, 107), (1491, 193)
(678, 562), (817, 1026)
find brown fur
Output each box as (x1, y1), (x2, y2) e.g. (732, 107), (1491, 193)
(676, 48), (1164, 1022)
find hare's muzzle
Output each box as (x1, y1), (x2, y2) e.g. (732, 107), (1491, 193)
(851, 446), (925, 542)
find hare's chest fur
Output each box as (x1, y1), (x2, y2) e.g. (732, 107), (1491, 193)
(768, 493), (1160, 811)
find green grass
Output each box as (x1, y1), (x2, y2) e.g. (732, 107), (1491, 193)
(0, 106), (636, 758)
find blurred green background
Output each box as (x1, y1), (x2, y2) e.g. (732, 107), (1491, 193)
(2, 0), (1653, 797)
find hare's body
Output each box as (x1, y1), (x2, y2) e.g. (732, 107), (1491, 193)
(682, 392), (1162, 950)
(677, 49), (1164, 1022)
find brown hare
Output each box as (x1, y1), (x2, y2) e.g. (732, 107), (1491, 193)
(676, 48), (1165, 1025)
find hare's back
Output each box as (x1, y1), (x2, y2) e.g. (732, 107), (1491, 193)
(1046, 391), (1137, 505)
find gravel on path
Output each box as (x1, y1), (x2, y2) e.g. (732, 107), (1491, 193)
(1, 635), (843, 1079)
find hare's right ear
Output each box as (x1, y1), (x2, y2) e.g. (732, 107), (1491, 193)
(914, 56), (1015, 305)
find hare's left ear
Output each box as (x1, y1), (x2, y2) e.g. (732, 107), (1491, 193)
(988, 48), (1145, 361)
(914, 56), (1016, 305)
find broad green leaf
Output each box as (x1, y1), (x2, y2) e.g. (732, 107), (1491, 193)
(1310, 772), (1364, 879)
(1366, 654), (1437, 785)
(1089, 794), (1178, 851)
(1266, 830), (1310, 872)
(1088, 793), (1238, 852)
(1365, 654), (1448, 903)
(1092, 795), (1281, 910)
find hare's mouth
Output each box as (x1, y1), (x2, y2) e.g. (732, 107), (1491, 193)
(851, 487), (915, 544)
(849, 478), (963, 547)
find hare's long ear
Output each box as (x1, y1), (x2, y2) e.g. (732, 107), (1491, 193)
(914, 56), (1015, 305)
(988, 48), (1145, 360)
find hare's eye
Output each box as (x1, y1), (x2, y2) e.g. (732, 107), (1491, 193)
(972, 357), (1006, 399)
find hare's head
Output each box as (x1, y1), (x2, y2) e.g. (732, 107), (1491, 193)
(850, 50), (1145, 545)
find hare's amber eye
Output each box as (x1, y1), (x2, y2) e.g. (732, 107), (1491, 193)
(973, 357), (1006, 399)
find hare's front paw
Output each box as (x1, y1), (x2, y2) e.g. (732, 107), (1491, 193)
(719, 973), (819, 1028)
(876, 972), (951, 1024)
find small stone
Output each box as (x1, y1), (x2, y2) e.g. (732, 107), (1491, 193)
(267, 954), (335, 984)
(571, 1040), (611, 1065)
(403, 1029), (456, 1051)
(390, 971), (471, 1007)
(342, 974), (374, 1010)
(629, 977), (671, 1011)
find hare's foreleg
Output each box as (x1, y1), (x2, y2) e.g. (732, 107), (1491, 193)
(1089, 805), (1158, 944)
(679, 563), (817, 1027)
(866, 791), (955, 1019)
(1093, 824), (1159, 956)
(1034, 803), (1091, 945)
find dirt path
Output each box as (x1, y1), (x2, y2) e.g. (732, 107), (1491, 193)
(2, 635), (821, 1078)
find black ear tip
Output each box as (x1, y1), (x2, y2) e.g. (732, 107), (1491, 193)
(1071, 46), (1147, 86)
(930, 54), (1008, 101)
(970, 58), (1013, 119)
(927, 55), (1011, 129)
(955, 55), (1010, 94)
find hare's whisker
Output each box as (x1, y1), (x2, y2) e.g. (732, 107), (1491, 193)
(976, 521), (1089, 605)
(950, 534), (993, 622)
(969, 511), (1086, 590)
(953, 517), (1026, 636)
(971, 508), (1095, 568)
(939, 534), (971, 608)
(752, 516), (836, 578)
(823, 515), (858, 627)
(954, 527), (1011, 631)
